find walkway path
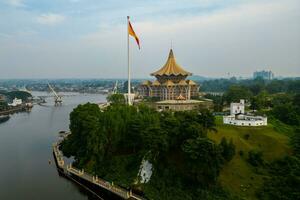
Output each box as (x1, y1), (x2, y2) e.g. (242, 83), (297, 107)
(53, 132), (145, 200)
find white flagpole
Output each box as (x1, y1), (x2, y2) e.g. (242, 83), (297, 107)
(127, 16), (131, 105)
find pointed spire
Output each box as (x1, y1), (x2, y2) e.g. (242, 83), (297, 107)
(151, 49), (192, 76)
(168, 49), (174, 59)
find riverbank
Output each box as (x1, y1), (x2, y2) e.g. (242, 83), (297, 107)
(0, 105), (29, 116)
(53, 132), (145, 200)
(0, 115), (10, 123)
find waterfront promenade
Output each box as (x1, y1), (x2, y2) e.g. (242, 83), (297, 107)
(53, 133), (145, 200)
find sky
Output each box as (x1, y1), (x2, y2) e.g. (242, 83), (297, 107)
(0, 0), (299, 79)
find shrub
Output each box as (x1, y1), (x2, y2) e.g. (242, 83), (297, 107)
(243, 134), (250, 140)
(248, 150), (264, 166)
(239, 150), (244, 157)
(219, 137), (236, 162)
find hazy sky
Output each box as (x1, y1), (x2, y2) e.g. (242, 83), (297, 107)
(0, 0), (299, 79)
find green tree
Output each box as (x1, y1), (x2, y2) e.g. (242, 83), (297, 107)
(0, 101), (8, 111)
(182, 137), (222, 186)
(271, 93), (293, 107)
(224, 85), (252, 104)
(250, 96), (262, 111)
(219, 137), (236, 162)
(258, 156), (300, 200)
(6, 91), (32, 102)
(107, 93), (125, 104)
(271, 104), (300, 126)
(248, 150), (264, 166)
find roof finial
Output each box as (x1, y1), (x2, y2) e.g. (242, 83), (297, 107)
(171, 39), (173, 49)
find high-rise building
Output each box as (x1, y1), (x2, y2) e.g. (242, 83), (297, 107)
(253, 70), (274, 80)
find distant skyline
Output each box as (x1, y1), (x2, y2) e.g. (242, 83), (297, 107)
(0, 0), (299, 79)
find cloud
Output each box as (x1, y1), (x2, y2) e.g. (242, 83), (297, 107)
(0, 0), (299, 78)
(6, 0), (25, 7)
(36, 13), (66, 25)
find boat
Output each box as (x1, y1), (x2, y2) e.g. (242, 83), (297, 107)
(0, 115), (10, 124)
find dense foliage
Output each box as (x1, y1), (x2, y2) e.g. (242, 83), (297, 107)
(0, 91), (32, 102)
(60, 78), (300, 199)
(61, 103), (237, 199)
(0, 101), (8, 111)
(201, 78), (300, 94)
(257, 156), (300, 200)
(256, 127), (300, 200)
(106, 93), (125, 104)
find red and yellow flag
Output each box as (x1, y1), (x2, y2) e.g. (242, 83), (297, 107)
(128, 16), (140, 49)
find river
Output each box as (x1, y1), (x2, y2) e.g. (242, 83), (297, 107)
(0, 92), (106, 200)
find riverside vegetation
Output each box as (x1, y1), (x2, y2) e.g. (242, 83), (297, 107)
(61, 102), (236, 199)
(61, 79), (300, 199)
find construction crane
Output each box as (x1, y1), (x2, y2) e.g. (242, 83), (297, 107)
(112, 80), (118, 94)
(48, 83), (62, 106)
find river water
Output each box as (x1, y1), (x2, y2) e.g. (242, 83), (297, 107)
(0, 92), (106, 200)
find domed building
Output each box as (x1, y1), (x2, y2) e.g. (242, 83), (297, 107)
(138, 49), (199, 101)
(138, 49), (207, 111)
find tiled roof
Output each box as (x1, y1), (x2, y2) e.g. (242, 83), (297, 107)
(151, 49), (192, 76)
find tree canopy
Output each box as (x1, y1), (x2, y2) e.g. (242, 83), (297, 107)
(61, 103), (236, 199)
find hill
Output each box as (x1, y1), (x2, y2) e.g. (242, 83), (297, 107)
(208, 116), (292, 199)
(61, 102), (297, 200)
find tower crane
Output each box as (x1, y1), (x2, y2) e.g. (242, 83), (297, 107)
(112, 80), (118, 94)
(48, 83), (63, 106)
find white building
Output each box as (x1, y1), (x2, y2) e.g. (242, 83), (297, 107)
(8, 98), (22, 107)
(230, 99), (245, 115)
(223, 99), (267, 126)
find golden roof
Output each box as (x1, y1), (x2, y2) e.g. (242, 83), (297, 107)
(163, 80), (175, 86)
(151, 49), (192, 76)
(178, 80), (188, 86)
(141, 80), (152, 86)
(186, 80), (197, 85)
(152, 80), (161, 86)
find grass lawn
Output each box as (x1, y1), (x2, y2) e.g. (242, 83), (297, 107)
(208, 116), (292, 199)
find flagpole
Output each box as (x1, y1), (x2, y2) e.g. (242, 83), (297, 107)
(127, 16), (131, 105)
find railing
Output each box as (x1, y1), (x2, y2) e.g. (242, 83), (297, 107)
(53, 132), (145, 200)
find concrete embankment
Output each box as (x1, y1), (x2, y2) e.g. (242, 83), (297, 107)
(52, 133), (146, 200)
(0, 105), (28, 116)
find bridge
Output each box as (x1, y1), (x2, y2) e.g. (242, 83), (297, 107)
(53, 133), (145, 200)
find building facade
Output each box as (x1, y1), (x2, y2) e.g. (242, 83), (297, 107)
(223, 99), (267, 126)
(230, 99), (245, 115)
(138, 49), (199, 101)
(8, 98), (22, 107)
(136, 49), (217, 111)
(253, 70), (274, 80)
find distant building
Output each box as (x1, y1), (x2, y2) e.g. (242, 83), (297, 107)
(253, 70), (274, 80)
(223, 99), (267, 126)
(8, 98), (22, 107)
